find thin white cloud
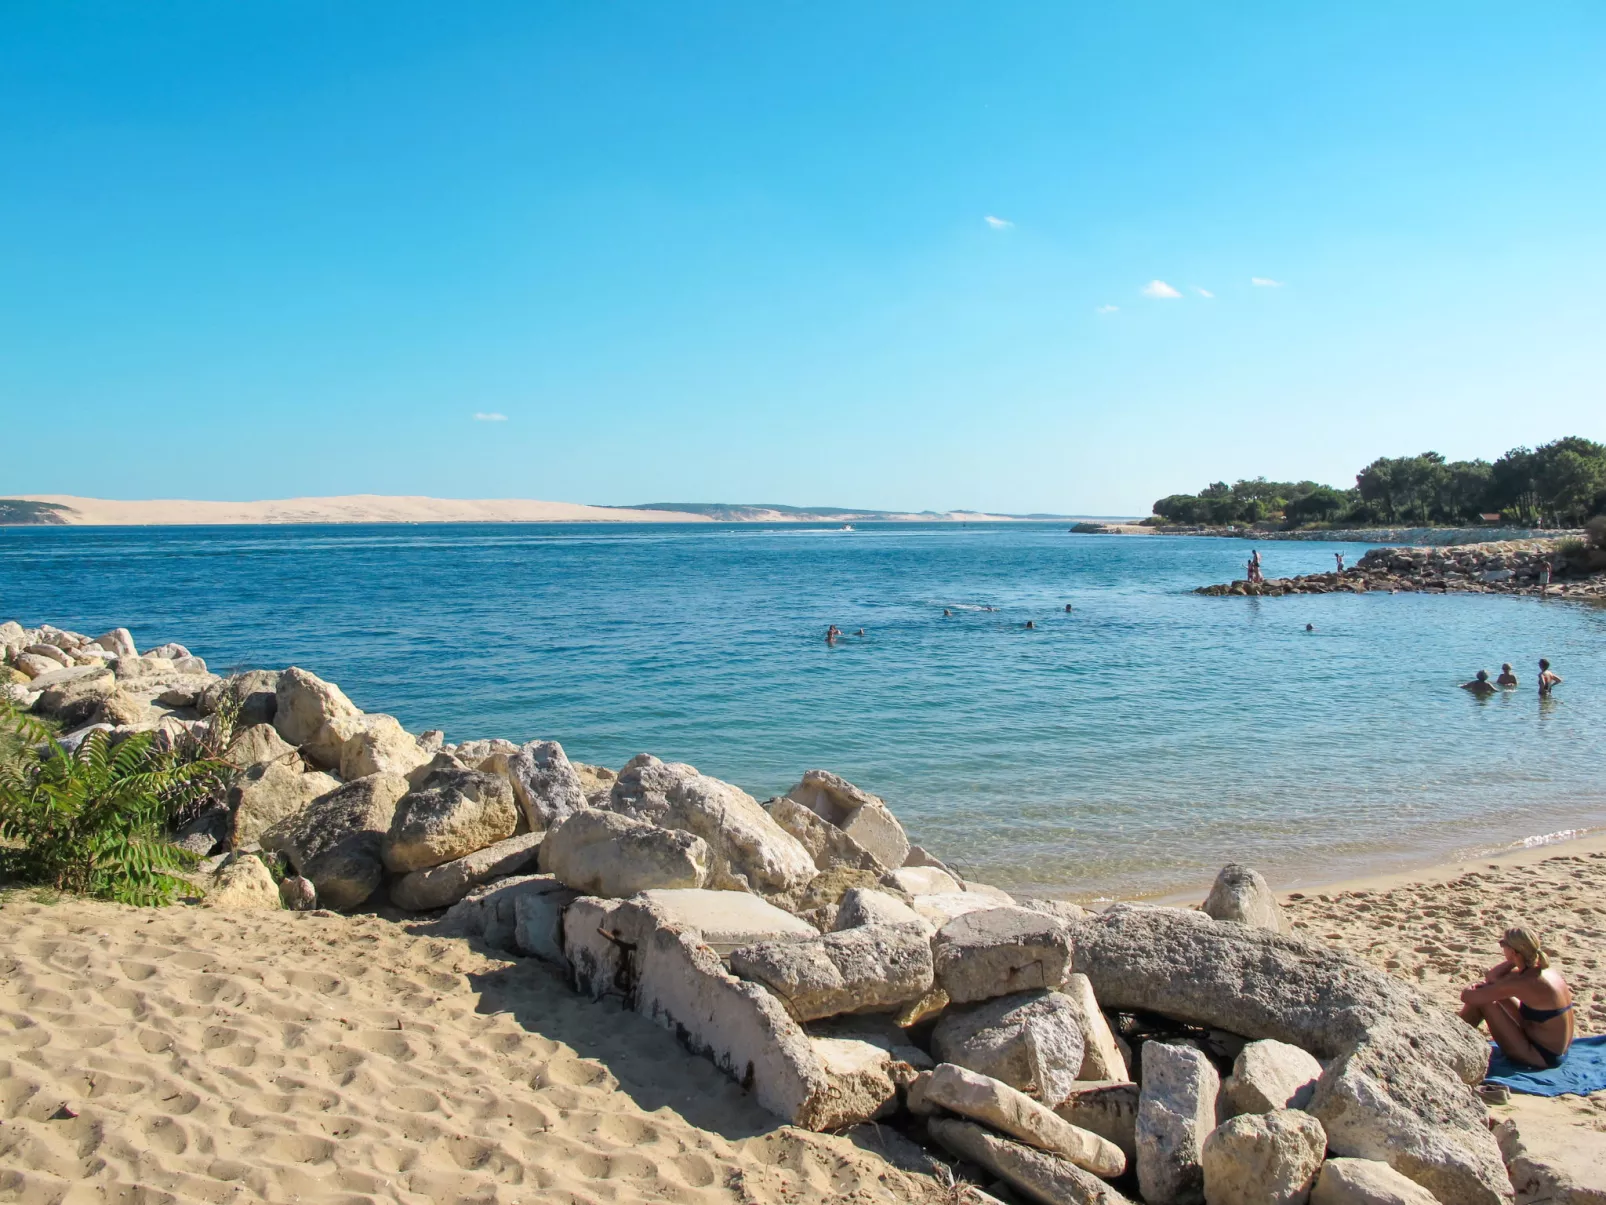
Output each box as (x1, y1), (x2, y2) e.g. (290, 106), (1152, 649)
(1192, 286), (1214, 298)
(984, 215), (1013, 229)
(1251, 277), (1283, 287)
(1096, 304), (1119, 314)
(474, 412), (508, 422)
(1141, 280), (1182, 299)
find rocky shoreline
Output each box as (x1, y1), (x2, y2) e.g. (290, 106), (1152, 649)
(1197, 538), (1606, 600)
(1, 618), (1531, 1203)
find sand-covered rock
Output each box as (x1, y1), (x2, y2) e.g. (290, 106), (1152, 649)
(932, 989), (1086, 1108)
(785, 770), (911, 871)
(262, 773), (409, 910)
(389, 832), (544, 911)
(540, 808), (710, 896)
(1310, 1158), (1440, 1205)
(273, 666), (361, 748)
(205, 855), (281, 910)
(932, 906), (1073, 1004)
(1137, 1041), (1220, 1205)
(913, 1063), (1125, 1176)
(728, 924), (934, 1022)
(383, 767), (519, 873)
(506, 740), (588, 831)
(609, 755), (815, 895)
(927, 1117), (1135, 1205)
(1203, 864), (1288, 933)
(1223, 1038), (1323, 1116)
(1201, 1108), (1325, 1205)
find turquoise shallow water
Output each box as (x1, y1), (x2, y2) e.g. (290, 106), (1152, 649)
(4, 522), (1603, 899)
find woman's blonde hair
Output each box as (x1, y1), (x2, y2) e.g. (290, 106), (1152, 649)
(1502, 926), (1549, 970)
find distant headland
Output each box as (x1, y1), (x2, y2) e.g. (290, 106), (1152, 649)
(0, 495), (1110, 527)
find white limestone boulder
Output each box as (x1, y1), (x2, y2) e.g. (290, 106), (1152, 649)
(932, 989), (1086, 1109)
(383, 767), (519, 873)
(1137, 1041), (1221, 1205)
(1223, 1038), (1323, 1116)
(506, 739), (588, 831)
(833, 887), (930, 933)
(927, 1118), (1136, 1205)
(1310, 1159), (1441, 1205)
(1059, 972), (1128, 1081)
(261, 773), (409, 910)
(630, 888), (817, 957)
(339, 713), (431, 780)
(92, 627), (137, 657)
(1201, 1109), (1326, 1205)
(223, 722), (300, 771)
(540, 808), (710, 897)
(932, 906), (1074, 1004)
(1056, 1080), (1140, 1165)
(273, 666), (361, 748)
(511, 879), (580, 965)
(728, 923), (934, 1022)
(205, 855), (281, 910)
(763, 794), (886, 872)
(227, 761), (342, 847)
(785, 770), (910, 870)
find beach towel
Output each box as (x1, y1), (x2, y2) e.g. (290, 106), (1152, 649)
(1485, 1035), (1606, 1097)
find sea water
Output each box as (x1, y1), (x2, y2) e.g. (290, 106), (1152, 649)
(4, 522), (1602, 899)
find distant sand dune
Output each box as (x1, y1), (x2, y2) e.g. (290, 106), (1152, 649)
(0, 895), (944, 1205)
(12, 495), (714, 526)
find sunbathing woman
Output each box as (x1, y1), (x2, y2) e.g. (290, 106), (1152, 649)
(1458, 927), (1574, 1068)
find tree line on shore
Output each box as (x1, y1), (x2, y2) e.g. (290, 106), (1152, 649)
(1151, 436), (1606, 529)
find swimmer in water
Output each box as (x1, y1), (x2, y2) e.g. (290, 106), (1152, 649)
(1496, 663), (1519, 688)
(1025, 620), (1036, 629)
(1461, 669), (1497, 696)
(1065, 603), (1073, 612)
(855, 628), (865, 636)
(1538, 658), (1563, 696)
(1305, 623), (1314, 632)
(825, 625), (841, 644)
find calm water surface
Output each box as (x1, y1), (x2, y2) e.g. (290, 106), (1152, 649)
(4, 523), (1603, 899)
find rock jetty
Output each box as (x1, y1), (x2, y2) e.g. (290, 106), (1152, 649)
(1197, 538), (1606, 600)
(2, 617), (1519, 1203)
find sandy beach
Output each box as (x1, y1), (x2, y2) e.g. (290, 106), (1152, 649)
(0, 891), (949, 1205)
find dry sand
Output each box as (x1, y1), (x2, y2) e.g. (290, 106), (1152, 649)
(0, 893), (949, 1205)
(13, 495), (714, 526)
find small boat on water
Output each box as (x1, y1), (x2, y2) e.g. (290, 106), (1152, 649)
(839, 524), (854, 532)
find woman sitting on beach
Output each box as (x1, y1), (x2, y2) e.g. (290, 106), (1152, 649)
(1458, 927), (1574, 1068)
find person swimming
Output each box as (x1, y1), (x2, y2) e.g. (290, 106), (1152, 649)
(1458, 926), (1575, 1068)
(943, 609), (952, 617)
(1065, 603), (1073, 612)
(1538, 658), (1563, 696)
(854, 628), (865, 636)
(1461, 669), (1496, 696)
(1305, 623), (1314, 632)
(1024, 620), (1035, 629)
(1496, 663), (1519, 688)
(825, 625), (841, 643)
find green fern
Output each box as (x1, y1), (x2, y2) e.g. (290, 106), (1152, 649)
(0, 710), (226, 906)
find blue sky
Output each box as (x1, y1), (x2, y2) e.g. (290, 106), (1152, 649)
(2, 3), (1603, 515)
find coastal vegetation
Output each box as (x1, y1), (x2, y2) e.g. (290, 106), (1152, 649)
(1152, 436), (1606, 529)
(0, 499), (70, 525)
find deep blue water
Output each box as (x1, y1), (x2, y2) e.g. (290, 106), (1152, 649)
(4, 522), (1603, 898)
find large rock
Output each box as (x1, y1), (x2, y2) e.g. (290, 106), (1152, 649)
(1201, 1109), (1325, 1205)
(1071, 904), (1488, 1083)
(300, 710), (368, 771)
(933, 906), (1073, 1004)
(609, 755), (815, 895)
(511, 879), (580, 965)
(440, 874), (561, 952)
(887, 865), (962, 895)
(506, 740), (588, 831)
(340, 714), (431, 780)
(261, 773), (409, 910)
(1308, 1038), (1511, 1205)
(786, 770), (910, 870)
(912, 891), (1005, 926)
(199, 669), (281, 726)
(914, 1063), (1124, 1177)
(279, 875), (317, 910)
(205, 855), (281, 910)
(763, 794), (886, 872)
(1310, 1159), (1440, 1205)
(273, 666), (361, 747)
(1223, 1039), (1323, 1116)
(932, 989), (1086, 1108)
(383, 767), (519, 873)
(223, 722), (300, 770)
(92, 627), (137, 657)
(629, 888), (816, 956)
(631, 923), (896, 1129)
(389, 832), (543, 911)
(729, 924), (934, 1022)
(1056, 1081), (1140, 1165)
(23, 643), (71, 668)
(227, 761), (342, 846)
(540, 809), (711, 896)
(11, 652), (60, 679)
(927, 1118), (1136, 1205)
(1060, 972), (1127, 1081)
(33, 666), (117, 726)
(1202, 864), (1288, 933)
(1137, 1041), (1220, 1205)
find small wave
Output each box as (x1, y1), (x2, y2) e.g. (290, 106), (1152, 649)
(1513, 828), (1590, 848)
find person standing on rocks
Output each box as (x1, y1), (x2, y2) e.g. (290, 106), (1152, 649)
(1539, 559), (1553, 595)
(1334, 551), (1345, 572)
(1538, 658), (1563, 696)
(1458, 926), (1574, 1068)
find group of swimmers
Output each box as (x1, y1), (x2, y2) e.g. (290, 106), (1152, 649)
(823, 625), (866, 644)
(1461, 658), (1564, 696)
(832, 602), (1077, 641)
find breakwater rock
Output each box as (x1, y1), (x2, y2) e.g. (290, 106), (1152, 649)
(2, 617), (1516, 1201)
(1197, 539), (1606, 600)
